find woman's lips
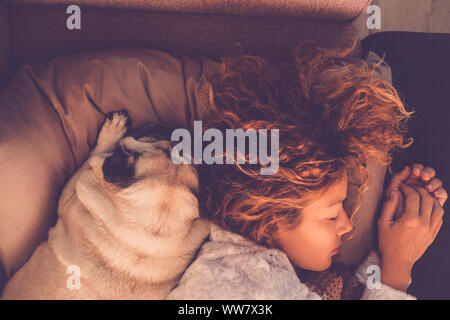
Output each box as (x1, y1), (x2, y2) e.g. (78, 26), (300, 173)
(331, 248), (339, 255)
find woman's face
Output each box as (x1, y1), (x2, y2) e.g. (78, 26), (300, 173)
(274, 171), (353, 271)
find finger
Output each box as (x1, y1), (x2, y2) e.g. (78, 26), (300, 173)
(380, 191), (400, 226)
(399, 183), (421, 219)
(386, 166), (411, 196)
(433, 187), (448, 207)
(394, 191), (405, 220)
(430, 198), (445, 230)
(412, 185), (434, 223)
(404, 163), (425, 186)
(411, 163), (425, 178)
(379, 191), (400, 227)
(421, 167), (436, 182)
(404, 176), (425, 187)
(425, 178), (443, 193)
(432, 219), (444, 241)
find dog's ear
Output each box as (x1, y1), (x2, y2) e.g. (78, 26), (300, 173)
(130, 121), (173, 141)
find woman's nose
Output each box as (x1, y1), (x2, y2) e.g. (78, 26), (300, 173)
(338, 208), (354, 236)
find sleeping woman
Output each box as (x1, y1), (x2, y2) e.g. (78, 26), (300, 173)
(166, 40), (448, 300)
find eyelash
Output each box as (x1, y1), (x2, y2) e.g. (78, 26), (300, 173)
(328, 201), (345, 221)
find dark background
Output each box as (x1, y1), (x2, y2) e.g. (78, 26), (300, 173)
(363, 32), (450, 299)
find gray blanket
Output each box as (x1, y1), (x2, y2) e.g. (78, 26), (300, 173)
(166, 223), (416, 300)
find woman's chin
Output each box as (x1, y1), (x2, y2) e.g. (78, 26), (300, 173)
(304, 259), (333, 272)
(316, 263), (332, 272)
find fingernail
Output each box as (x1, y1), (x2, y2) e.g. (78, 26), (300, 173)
(434, 191), (439, 196)
(427, 184), (433, 191)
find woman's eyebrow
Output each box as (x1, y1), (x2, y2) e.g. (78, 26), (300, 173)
(328, 195), (347, 206)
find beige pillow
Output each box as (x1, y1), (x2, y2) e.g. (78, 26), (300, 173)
(335, 159), (386, 266)
(333, 51), (393, 266)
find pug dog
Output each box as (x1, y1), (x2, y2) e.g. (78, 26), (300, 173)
(1, 111), (210, 299)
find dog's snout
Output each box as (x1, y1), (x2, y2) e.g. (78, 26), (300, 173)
(102, 147), (136, 188)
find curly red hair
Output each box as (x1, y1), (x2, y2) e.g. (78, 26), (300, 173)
(197, 40), (414, 247)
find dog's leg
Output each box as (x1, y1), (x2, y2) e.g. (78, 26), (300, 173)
(93, 110), (131, 155)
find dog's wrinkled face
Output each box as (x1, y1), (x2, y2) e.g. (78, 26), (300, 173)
(102, 122), (176, 189)
(88, 122), (200, 236)
(101, 135), (200, 199)
(102, 137), (173, 189)
(101, 141), (140, 189)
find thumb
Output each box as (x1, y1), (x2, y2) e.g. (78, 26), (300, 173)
(386, 166), (411, 195)
(379, 191), (399, 226)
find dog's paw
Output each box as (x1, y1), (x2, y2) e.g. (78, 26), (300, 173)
(95, 110), (131, 153)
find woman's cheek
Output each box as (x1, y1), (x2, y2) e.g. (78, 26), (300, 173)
(322, 220), (339, 247)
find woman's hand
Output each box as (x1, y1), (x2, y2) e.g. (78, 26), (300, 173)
(377, 183), (445, 291)
(385, 164), (448, 219)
